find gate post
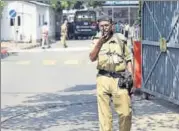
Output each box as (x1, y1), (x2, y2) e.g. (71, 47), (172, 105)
(133, 40), (142, 88)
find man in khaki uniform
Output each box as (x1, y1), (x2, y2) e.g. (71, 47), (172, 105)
(89, 16), (133, 131)
(61, 20), (68, 48)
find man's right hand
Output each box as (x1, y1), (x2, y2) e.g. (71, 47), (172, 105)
(89, 36), (105, 62)
(100, 30), (113, 43)
(98, 35), (108, 45)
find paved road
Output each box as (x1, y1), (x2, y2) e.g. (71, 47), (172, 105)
(1, 40), (179, 131)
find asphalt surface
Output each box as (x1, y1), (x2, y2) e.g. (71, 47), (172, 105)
(1, 40), (179, 131)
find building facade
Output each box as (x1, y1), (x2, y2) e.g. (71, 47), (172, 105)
(100, 1), (139, 25)
(1, 1), (55, 42)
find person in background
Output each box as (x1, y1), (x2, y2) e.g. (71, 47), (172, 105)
(115, 21), (120, 33)
(67, 21), (74, 40)
(112, 22), (115, 32)
(96, 20), (100, 33)
(124, 22), (130, 39)
(120, 22), (124, 34)
(61, 20), (68, 48)
(41, 22), (50, 49)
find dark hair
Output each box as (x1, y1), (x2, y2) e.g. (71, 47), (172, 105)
(97, 15), (113, 24)
(44, 22), (47, 25)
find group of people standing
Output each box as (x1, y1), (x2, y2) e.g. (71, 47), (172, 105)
(113, 22), (130, 38)
(41, 20), (140, 49)
(114, 21), (140, 40)
(41, 20), (69, 49)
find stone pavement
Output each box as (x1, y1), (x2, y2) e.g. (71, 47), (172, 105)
(1, 92), (179, 131)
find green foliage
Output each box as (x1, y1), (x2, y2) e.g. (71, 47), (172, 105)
(87, 1), (105, 8)
(50, 0), (69, 12)
(50, 0), (57, 8)
(50, 0), (104, 11)
(50, 0), (84, 12)
(0, 0), (5, 17)
(137, 0), (142, 26)
(73, 1), (83, 9)
(0, 0), (5, 7)
(50, 0), (105, 13)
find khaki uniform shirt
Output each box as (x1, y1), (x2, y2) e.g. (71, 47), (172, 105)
(92, 32), (132, 73)
(61, 24), (67, 37)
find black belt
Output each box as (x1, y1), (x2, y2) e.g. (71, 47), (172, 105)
(98, 70), (125, 78)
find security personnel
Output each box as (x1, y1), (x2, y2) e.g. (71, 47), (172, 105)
(41, 22), (50, 49)
(61, 20), (68, 48)
(89, 16), (133, 131)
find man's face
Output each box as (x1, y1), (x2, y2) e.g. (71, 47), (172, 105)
(99, 21), (112, 35)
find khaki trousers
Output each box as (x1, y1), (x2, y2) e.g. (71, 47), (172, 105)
(97, 75), (132, 131)
(61, 35), (67, 47)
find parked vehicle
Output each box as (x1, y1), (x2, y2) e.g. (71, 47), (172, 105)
(73, 10), (98, 39)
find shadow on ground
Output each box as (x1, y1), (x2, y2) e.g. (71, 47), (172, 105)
(1, 84), (179, 131)
(62, 84), (96, 92)
(1, 84), (98, 131)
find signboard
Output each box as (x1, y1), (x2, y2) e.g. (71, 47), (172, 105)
(9, 9), (17, 18)
(104, 1), (139, 6)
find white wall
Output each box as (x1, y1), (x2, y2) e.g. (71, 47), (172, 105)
(48, 8), (55, 39)
(18, 2), (36, 42)
(1, 2), (12, 41)
(36, 5), (46, 41)
(1, 1), (36, 42)
(1, 1), (55, 42)
(36, 6), (55, 40)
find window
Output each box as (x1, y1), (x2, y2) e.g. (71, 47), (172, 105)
(74, 11), (96, 22)
(18, 16), (21, 26)
(39, 14), (41, 26)
(10, 18), (15, 26)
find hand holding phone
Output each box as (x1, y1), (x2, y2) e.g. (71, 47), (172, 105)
(100, 31), (112, 43)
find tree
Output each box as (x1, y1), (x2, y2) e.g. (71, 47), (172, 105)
(133, 0), (142, 39)
(137, 0), (142, 26)
(0, 0), (5, 7)
(73, 1), (83, 9)
(51, 0), (83, 11)
(0, 0), (5, 17)
(51, 0), (70, 11)
(86, 1), (105, 8)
